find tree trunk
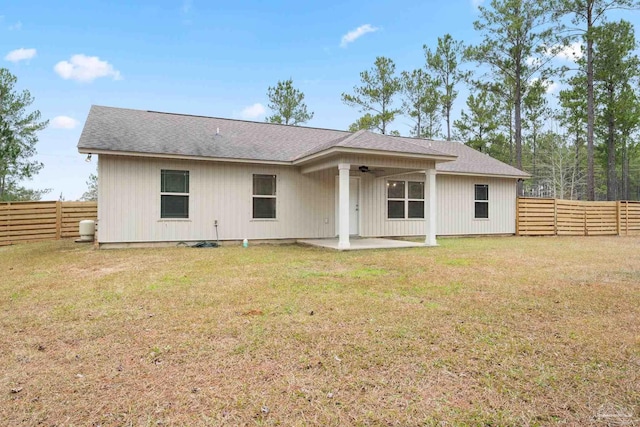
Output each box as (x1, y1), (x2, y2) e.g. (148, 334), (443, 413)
(446, 105), (450, 141)
(572, 131), (581, 200)
(515, 67), (523, 196)
(606, 84), (616, 201)
(508, 104), (514, 166)
(532, 129), (537, 186)
(586, 6), (595, 200)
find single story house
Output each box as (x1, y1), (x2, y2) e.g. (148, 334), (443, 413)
(77, 106), (529, 249)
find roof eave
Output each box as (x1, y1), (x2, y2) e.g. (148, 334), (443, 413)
(77, 148), (292, 166)
(436, 170), (531, 179)
(293, 146), (457, 165)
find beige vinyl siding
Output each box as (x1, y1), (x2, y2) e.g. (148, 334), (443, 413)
(98, 155), (517, 243)
(359, 173), (517, 237)
(360, 173), (430, 237)
(98, 155), (335, 243)
(436, 175), (516, 235)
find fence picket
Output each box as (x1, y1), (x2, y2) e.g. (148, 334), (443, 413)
(0, 201), (97, 246)
(517, 198), (640, 236)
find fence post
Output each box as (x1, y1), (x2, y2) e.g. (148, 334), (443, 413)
(616, 201), (621, 236)
(7, 201), (12, 245)
(626, 201), (629, 236)
(55, 201), (62, 240)
(553, 198), (558, 236)
(515, 198), (520, 236)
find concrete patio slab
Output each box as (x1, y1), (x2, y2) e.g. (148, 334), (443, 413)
(297, 237), (428, 251)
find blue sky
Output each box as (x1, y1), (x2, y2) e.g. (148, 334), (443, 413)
(1, 0), (634, 199)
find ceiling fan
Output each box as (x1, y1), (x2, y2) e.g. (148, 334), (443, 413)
(358, 165), (385, 174)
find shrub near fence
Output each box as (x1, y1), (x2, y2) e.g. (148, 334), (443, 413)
(517, 198), (640, 236)
(0, 201), (97, 246)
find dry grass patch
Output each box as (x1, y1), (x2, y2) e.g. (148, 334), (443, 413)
(1, 237), (639, 426)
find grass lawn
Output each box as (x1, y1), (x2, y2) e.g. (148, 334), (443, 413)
(1, 237), (639, 426)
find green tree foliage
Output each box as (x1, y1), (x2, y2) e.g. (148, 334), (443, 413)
(558, 73), (588, 199)
(342, 57), (401, 135)
(266, 78), (313, 126)
(0, 182), (49, 201)
(553, 0), (640, 200)
(591, 20), (640, 200)
(467, 0), (561, 193)
(453, 89), (509, 163)
(523, 79), (552, 182)
(0, 68), (48, 201)
(81, 172), (98, 201)
(425, 34), (469, 140)
(616, 85), (640, 199)
(348, 113), (379, 133)
(399, 69), (441, 139)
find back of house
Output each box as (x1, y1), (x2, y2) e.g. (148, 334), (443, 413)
(77, 105), (529, 248)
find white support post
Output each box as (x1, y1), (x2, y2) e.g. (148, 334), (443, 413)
(338, 163), (351, 250)
(425, 169), (437, 246)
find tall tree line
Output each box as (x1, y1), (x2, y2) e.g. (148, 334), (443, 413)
(338, 0), (640, 201)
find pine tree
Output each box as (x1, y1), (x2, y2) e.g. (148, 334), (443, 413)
(0, 68), (48, 201)
(342, 57), (402, 134)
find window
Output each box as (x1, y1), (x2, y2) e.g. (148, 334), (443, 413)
(253, 174), (276, 219)
(387, 180), (405, 218)
(387, 180), (424, 219)
(475, 184), (489, 219)
(161, 170), (189, 218)
(408, 181), (425, 218)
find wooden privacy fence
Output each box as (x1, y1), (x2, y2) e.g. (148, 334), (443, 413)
(517, 198), (640, 236)
(0, 201), (97, 246)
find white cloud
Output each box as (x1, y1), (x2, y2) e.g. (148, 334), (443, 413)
(240, 103), (266, 120)
(5, 48), (36, 63)
(530, 78), (560, 94)
(556, 42), (583, 61)
(525, 56), (541, 67)
(545, 81), (560, 94)
(340, 24), (379, 48)
(544, 42), (583, 61)
(54, 54), (122, 82)
(8, 21), (22, 31)
(51, 116), (79, 129)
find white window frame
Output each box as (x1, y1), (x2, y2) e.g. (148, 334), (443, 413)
(474, 184), (489, 219)
(386, 180), (425, 220)
(160, 169), (190, 219)
(252, 174), (277, 220)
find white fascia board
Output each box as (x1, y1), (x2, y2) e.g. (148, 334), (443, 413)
(77, 148), (291, 166)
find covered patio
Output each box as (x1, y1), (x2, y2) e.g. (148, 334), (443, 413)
(293, 131), (457, 250)
(297, 237), (425, 251)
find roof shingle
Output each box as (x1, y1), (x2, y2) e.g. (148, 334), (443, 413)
(77, 105), (529, 178)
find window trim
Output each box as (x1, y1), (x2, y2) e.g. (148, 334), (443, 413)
(386, 179), (425, 220)
(160, 169), (190, 220)
(474, 184), (489, 220)
(387, 180), (406, 219)
(252, 174), (277, 220)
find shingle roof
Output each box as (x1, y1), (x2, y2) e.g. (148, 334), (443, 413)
(413, 139), (530, 178)
(78, 105), (529, 178)
(77, 106), (350, 162)
(295, 129), (454, 159)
